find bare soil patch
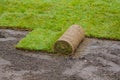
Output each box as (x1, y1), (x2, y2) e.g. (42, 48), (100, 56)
(0, 29), (120, 80)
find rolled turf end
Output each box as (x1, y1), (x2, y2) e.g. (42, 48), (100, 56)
(54, 40), (73, 55)
(54, 25), (85, 55)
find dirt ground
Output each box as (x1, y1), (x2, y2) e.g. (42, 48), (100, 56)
(0, 29), (120, 80)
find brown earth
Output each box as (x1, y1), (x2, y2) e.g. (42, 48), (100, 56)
(0, 29), (120, 80)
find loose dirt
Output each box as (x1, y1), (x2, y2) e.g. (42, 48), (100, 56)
(0, 29), (120, 80)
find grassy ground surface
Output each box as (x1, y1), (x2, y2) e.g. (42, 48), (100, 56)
(0, 0), (120, 52)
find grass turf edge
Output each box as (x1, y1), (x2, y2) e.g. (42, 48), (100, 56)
(16, 28), (63, 52)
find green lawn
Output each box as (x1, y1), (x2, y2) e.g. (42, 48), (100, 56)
(0, 0), (120, 52)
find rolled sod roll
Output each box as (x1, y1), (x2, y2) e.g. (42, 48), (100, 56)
(54, 25), (85, 55)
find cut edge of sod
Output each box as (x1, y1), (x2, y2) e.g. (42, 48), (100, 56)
(0, 25), (118, 54)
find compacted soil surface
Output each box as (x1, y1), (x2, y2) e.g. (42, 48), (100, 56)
(0, 29), (120, 80)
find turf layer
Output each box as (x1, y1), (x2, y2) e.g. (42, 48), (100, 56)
(0, 0), (120, 52)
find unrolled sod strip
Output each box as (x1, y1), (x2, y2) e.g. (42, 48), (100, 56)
(54, 25), (85, 55)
